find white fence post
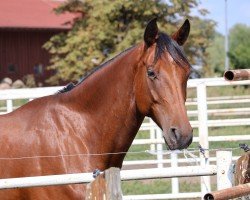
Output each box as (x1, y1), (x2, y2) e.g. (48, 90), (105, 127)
(6, 100), (13, 113)
(171, 152), (179, 194)
(197, 83), (211, 196)
(216, 151), (233, 190)
(149, 119), (156, 151)
(156, 127), (163, 168)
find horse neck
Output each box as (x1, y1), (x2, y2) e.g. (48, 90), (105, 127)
(68, 44), (145, 168)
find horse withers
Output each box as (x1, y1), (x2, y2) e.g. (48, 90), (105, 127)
(0, 18), (192, 199)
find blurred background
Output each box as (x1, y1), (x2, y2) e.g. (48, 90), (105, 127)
(0, 0), (249, 87)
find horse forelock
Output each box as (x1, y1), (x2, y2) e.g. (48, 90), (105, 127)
(155, 32), (190, 67)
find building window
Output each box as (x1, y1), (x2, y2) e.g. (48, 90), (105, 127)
(8, 64), (16, 73)
(34, 63), (44, 76)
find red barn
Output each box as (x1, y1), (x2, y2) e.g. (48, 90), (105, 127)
(0, 0), (75, 86)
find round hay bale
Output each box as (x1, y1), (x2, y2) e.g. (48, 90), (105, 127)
(0, 82), (11, 89)
(12, 79), (26, 88)
(1, 77), (13, 85)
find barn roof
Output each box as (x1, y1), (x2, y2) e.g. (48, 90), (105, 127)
(0, 0), (76, 30)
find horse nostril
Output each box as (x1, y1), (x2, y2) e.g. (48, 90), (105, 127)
(170, 127), (181, 141)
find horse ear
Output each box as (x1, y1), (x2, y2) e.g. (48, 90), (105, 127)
(144, 18), (158, 47)
(172, 19), (190, 46)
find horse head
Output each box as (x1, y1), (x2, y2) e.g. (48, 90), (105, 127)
(135, 18), (193, 150)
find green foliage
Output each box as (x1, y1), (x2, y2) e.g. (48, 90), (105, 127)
(185, 17), (215, 76)
(206, 23), (250, 75)
(23, 74), (37, 88)
(206, 32), (225, 76)
(44, 0), (215, 85)
(228, 24), (250, 69)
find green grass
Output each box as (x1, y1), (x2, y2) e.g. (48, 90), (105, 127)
(0, 99), (29, 112)
(187, 85), (249, 99)
(122, 179), (172, 195)
(206, 85), (250, 97)
(125, 130), (157, 161)
(122, 179), (203, 195)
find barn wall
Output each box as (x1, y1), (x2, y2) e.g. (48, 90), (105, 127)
(0, 30), (60, 85)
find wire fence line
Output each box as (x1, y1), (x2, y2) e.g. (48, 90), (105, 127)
(0, 145), (244, 161)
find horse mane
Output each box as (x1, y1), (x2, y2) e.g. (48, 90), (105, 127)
(57, 32), (190, 94)
(57, 82), (76, 94)
(57, 46), (134, 94)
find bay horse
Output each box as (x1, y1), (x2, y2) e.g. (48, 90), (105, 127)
(0, 18), (192, 199)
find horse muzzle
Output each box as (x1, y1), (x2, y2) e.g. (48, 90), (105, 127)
(163, 127), (193, 150)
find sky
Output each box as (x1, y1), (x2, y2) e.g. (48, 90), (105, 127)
(197, 0), (250, 35)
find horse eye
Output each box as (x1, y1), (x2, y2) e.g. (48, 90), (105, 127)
(147, 69), (156, 79)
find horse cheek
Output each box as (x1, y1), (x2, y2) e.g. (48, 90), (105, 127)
(134, 80), (152, 115)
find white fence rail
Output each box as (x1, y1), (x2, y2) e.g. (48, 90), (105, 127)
(0, 151), (232, 200)
(0, 165), (217, 190)
(0, 77), (250, 199)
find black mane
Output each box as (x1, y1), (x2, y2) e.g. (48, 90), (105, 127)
(57, 82), (76, 94)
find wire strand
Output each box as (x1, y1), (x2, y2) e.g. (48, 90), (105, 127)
(0, 151), (148, 160)
(0, 146), (243, 161)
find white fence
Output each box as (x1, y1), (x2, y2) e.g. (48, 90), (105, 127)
(0, 151), (232, 200)
(0, 77), (250, 199)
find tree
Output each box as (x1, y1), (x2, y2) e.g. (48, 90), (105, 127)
(206, 32), (225, 76)
(228, 24), (250, 69)
(44, 0), (215, 85)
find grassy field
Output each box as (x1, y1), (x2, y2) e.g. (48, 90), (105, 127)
(122, 179), (202, 195)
